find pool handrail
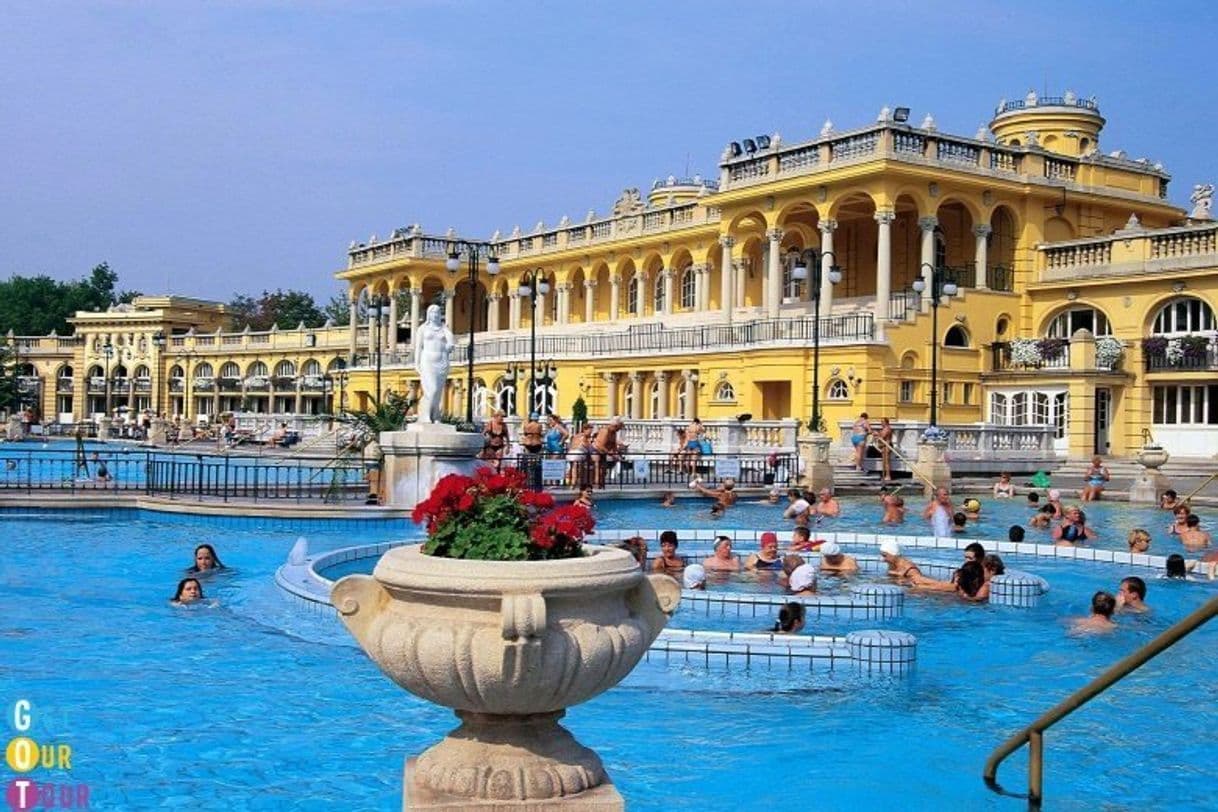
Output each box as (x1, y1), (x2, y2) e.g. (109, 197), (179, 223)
(871, 434), (935, 492)
(982, 593), (1218, 808)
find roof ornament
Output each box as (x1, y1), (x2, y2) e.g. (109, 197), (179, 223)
(820, 118), (834, 137)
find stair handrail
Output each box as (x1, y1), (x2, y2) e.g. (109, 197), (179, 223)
(983, 594), (1218, 808)
(871, 434), (936, 492)
(1181, 473), (1218, 505)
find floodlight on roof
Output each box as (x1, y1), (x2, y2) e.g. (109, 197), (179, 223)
(893, 106), (911, 122)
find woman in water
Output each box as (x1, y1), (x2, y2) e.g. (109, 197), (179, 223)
(188, 543), (225, 573)
(171, 578), (205, 606)
(1052, 505), (1097, 546)
(652, 530), (685, 575)
(744, 532), (784, 570)
(772, 601), (806, 634)
(1127, 528), (1152, 554)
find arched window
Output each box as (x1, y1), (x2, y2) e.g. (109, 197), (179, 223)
(626, 275), (640, 315)
(648, 380), (661, 417)
(169, 365), (184, 379)
(246, 361), (269, 378)
(472, 380), (489, 417)
(325, 358), (344, 373)
(714, 381), (735, 402)
(274, 360), (296, 377)
(495, 378), (517, 416)
(676, 386), (688, 419)
(133, 365), (151, 380)
(301, 359), (322, 376)
(827, 379), (850, 400)
(782, 255), (804, 300)
(1151, 297), (1216, 335)
(219, 362), (240, 379)
(944, 325), (970, 347)
(679, 267), (696, 309)
(1047, 307), (1110, 338)
(623, 378), (636, 417)
(532, 380), (556, 416)
(653, 272), (665, 313)
(58, 365), (74, 381)
(112, 364), (128, 379)
(195, 363), (215, 379)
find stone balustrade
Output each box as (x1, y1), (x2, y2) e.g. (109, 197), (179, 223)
(615, 418), (798, 453)
(836, 420), (1058, 462)
(1039, 221), (1218, 281)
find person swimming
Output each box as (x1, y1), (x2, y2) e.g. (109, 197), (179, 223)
(171, 577), (205, 606)
(772, 601), (806, 634)
(188, 543), (226, 573)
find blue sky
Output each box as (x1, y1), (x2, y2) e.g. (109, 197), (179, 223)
(2, 1), (1215, 304)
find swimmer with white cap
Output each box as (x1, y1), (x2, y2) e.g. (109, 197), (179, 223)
(879, 539), (930, 585)
(818, 540), (859, 575)
(788, 564), (818, 596)
(683, 564), (707, 590)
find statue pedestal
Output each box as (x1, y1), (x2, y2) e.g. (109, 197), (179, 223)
(381, 425), (484, 510)
(798, 433), (834, 493)
(1130, 446), (1170, 504)
(404, 757), (623, 810)
(911, 439), (952, 496)
(97, 416), (112, 440)
(5, 416), (21, 441)
(148, 418), (169, 447)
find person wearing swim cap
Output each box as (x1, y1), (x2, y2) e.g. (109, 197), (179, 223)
(963, 498), (982, 521)
(818, 541), (859, 574)
(683, 564), (707, 590)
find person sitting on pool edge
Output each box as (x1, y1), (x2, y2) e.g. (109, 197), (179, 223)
(787, 564), (817, 596)
(744, 532), (784, 570)
(818, 540), (859, 575)
(772, 601), (806, 634)
(652, 530), (684, 575)
(702, 536), (740, 572)
(171, 578), (205, 606)
(993, 472), (1015, 499)
(1080, 456), (1110, 502)
(188, 543), (226, 573)
(1116, 576), (1149, 614)
(682, 564), (707, 591)
(1073, 591), (1118, 634)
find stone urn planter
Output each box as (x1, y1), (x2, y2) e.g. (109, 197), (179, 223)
(1135, 444), (1170, 470)
(332, 544), (681, 807)
(1130, 444), (1171, 504)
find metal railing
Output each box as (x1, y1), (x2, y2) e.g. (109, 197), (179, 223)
(495, 451), (797, 492)
(0, 448), (366, 502)
(983, 594), (1218, 808)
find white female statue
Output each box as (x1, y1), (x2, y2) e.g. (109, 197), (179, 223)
(413, 304), (454, 424)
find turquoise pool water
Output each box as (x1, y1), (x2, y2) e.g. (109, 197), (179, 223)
(2, 502), (1216, 810)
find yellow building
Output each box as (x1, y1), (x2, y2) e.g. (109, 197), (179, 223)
(8, 91), (1217, 460)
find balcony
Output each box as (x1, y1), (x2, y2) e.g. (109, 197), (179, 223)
(134, 378), (152, 393)
(87, 377), (106, 395)
(169, 379), (185, 393)
(217, 378), (241, 393)
(17, 376), (42, 394)
(271, 376), (297, 389)
(56, 378), (73, 393)
(193, 378), (214, 392)
(1143, 336), (1218, 371)
(991, 337), (1123, 373)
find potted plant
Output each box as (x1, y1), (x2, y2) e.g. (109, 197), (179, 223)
(1094, 335), (1125, 369)
(332, 466), (680, 806)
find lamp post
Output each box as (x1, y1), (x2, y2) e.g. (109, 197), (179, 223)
(789, 248), (842, 432)
(151, 332), (166, 417)
(518, 270), (550, 417)
(368, 294), (387, 406)
(337, 360), (349, 414)
(102, 341), (114, 420)
(446, 240), (501, 423)
(912, 264), (958, 427)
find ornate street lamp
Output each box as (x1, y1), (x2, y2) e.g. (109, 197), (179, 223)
(446, 240), (501, 423)
(789, 248), (842, 432)
(368, 294), (387, 406)
(912, 264), (958, 427)
(151, 331), (166, 417)
(518, 270), (550, 417)
(102, 341), (114, 420)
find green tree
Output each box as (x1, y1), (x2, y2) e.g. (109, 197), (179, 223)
(0, 341), (18, 414)
(0, 263), (129, 335)
(227, 289), (325, 331)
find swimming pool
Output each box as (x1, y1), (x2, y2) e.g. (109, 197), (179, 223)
(2, 501), (1216, 810)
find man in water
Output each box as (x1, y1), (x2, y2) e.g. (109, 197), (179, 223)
(1115, 577), (1149, 614)
(923, 487), (953, 537)
(1073, 591), (1118, 633)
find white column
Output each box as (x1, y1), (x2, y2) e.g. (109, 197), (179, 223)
(655, 371), (669, 418)
(561, 283), (573, 325)
(409, 290), (421, 333)
(875, 210), (896, 339)
(584, 281), (596, 324)
(610, 275), (621, 322)
(919, 215), (938, 312)
(690, 264), (704, 311)
(387, 293), (398, 350)
(602, 372), (618, 417)
(662, 270), (674, 315)
(683, 369), (698, 419)
(736, 258), (747, 311)
(629, 372), (643, 420)
(767, 227), (784, 318)
(974, 224), (992, 290)
(487, 294), (501, 332)
(536, 288), (547, 326)
(719, 236), (735, 322)
(443, 290), (455, 326)
(509, 292), (521, 331)
(366, 304), (377, 352)
(347, 301), (357, 361)
(818, 220), (837, 316)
